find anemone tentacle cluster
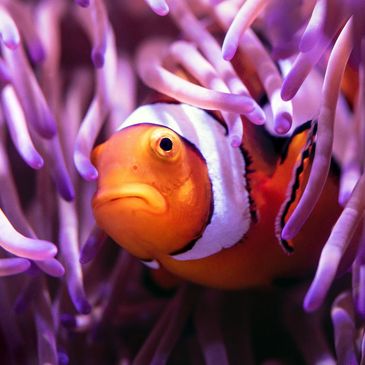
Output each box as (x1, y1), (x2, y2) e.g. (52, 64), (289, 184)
(0, 0), (364, 363)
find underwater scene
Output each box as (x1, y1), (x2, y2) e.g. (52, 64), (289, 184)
(0, 0), (364, 364)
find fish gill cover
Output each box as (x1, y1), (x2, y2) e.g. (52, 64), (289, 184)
(0, 0), (363, 364)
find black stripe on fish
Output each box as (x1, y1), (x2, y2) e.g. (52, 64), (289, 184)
(239, 146), (258, 224)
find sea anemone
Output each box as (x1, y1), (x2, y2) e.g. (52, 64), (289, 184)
(0, 0), (364, 364)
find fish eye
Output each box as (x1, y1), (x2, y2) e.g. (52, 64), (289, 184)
(159, 137), (173, 152)
(150, 128), (181, 160)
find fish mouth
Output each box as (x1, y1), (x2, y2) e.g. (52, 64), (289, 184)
(93, 183), (167, 214)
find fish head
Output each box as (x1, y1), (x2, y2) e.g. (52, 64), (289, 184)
(92, 123), (212, 261)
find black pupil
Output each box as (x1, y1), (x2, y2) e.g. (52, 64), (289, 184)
(159, 137), (173, 152)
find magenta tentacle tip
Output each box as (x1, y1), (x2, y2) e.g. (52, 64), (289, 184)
(76, 297), (92, 315)
(154, 4), (169, 16)
(338, 191), (351, 207)
(281, 225), (296, 241)
(38, 259), (66, 278)
(58, 351), (69, 365)
(79, 239), (97, 264)
(39, 119), (58, 139)
(74, 153), (99, 181)
(56, 179), (75, 202)
(230, 135), (241, 148)
(29, 42), (46, 64)
(75, 0), (90, 8)
(303, 291), (320, 313)
(0, 258), (31, 276)
(222, 41), (237, 61)
(91, 50), (105, 68)
(27, 151), (44, 170)
(256, 113), (266, 125)
(11, 239), (59, 261)
(51, 265), (65, 277)
(249, 108), (266, 125)
(45, 244), (58, 258)
(15, 258), (31, 272)
(275, 112), (292, 134)
(80, 228), (106, 264)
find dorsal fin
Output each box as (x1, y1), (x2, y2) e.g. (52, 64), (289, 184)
(274, 120), (317, 254)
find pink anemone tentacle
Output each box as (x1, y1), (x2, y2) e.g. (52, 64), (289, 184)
(221, 0), (271, 61)
(282, 18), (354, 241)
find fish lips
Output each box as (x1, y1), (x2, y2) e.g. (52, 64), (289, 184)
(92, 182), (168, 215)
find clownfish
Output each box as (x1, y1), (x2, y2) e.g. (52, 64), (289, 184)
(91, 102), (341, 289)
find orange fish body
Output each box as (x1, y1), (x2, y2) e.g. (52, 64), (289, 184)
(92, 102), (341, 289)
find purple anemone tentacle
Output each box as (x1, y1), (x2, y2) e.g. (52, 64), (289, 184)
(36, 0), (66, 123)
(73, 96), (107, 181)
(338, 50), (365, 206)
(2, 44), (57, 139)
(283, 286), (336, 365)
(98, 251), (135, 324)
(32, 133), (75, 202)
(89, 0), (109, 68)
(239, 29), (293, 134)
(331, 292), (358, 365)
(0, 257), (31, 276)
(61, 69), (93, 170)
(144, 0), (169, 16)
(4, 0), (45, 63)
(304, 172), (365, 312)
(137, 40), (256, 116)
(0, 129), (64, 276)
(1, 85), (44, 169)
(134, 285), (198, 365)
(221, 0), (270, 61)
(169, 41), (243, 146)
(35, 259), (65, 278)
(0, 5), (20, 50)
(34, 278), (59, 365)
(216, 1), (293, 134)
(299, 0), (326, 52)
(169, 0), (266, 126)
(106, 55), (136, 135)
(0, 58), (11, 88)
(58, 198), (91, 314)
(282, 18), (353, 241)
(281, 7), (350, 101)
(0, 280), (24, 363)
(0, 208), (57, 260)
(14, 277), (38, 314)
(75, 0), (90, 8)
(79, 225), (107, 265)
(73, 27), (117, 180)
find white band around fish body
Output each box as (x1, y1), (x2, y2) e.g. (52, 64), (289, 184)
(119, 103), (251, 262)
